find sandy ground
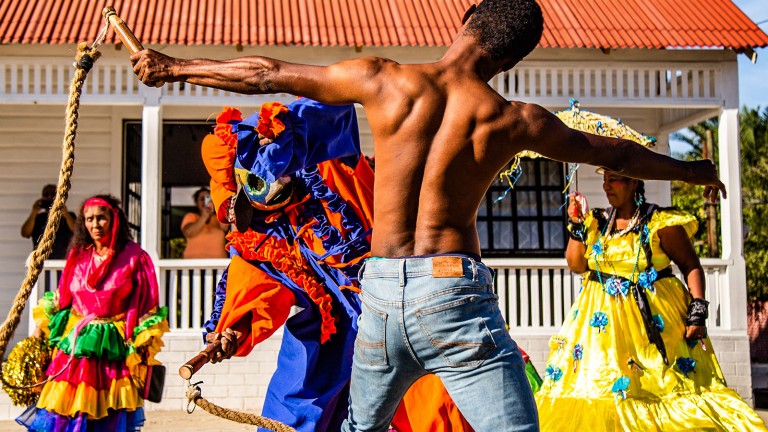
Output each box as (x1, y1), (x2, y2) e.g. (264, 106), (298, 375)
(2, 408), (768, 431)
(0, 409), (254, 431)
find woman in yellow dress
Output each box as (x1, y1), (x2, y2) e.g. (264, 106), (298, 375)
(535, 170), (767, 431)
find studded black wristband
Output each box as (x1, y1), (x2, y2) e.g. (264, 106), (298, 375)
(567, 221), (586, 243)
(685, 298), (709, 327)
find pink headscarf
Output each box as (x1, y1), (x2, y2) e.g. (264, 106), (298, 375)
(83, 197), (120, 288)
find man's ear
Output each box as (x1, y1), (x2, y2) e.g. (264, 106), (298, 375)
(462, 4), (477, 25)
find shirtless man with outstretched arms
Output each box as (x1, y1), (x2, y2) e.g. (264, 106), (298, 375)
(132, 1), (724, 430)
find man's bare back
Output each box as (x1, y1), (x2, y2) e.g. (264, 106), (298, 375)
(362, 59), (531, 257)
(131, 4), (725, 260)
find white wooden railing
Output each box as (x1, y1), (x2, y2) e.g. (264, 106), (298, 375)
(2, 58), (723, 108)
(31, 257), (730, 334)
(496, 62), (722, 107)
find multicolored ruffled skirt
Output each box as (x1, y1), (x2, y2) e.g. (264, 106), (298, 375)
(17, 297), (168, 432)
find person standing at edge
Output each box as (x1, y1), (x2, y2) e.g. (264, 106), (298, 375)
(131, 1), (726, 430)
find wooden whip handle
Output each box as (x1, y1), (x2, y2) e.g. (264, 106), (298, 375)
(102, 6), (144, 54)
(179, 340), (221, 380)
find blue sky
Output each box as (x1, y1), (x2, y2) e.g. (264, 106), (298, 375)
(669, 0), (766, 154)
(735, 0), (768, 109)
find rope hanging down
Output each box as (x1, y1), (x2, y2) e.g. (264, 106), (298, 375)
(0, 42), (102, 363)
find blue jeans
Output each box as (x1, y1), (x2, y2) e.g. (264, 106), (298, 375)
(341, 255), (539, 432)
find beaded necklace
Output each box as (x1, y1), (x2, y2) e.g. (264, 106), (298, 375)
(590, 206), (645, 298)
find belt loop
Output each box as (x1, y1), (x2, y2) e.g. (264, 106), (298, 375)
(469, 257), (478, 282)
(399, 259), (406, 287)
(357, 259), (367, 283)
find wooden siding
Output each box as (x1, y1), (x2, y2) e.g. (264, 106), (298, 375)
(0, 104), (119, 346)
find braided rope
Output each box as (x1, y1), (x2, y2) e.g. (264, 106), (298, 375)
(0, 43), (100, 362)
(185, 381), (297, 432)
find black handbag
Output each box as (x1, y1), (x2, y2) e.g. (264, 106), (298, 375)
(139, 364), (166, 403)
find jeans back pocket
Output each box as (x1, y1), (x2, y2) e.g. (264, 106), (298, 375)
(415, 294), (497, 367)
(355, 298), (388, 366)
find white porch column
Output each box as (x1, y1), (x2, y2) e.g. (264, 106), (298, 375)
(140, 87), (163, 262)
(718, 60), (746, 332)
(653, 134), (672, 207)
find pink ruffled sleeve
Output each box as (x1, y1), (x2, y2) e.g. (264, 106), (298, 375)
(125, 250), (160, 340)
(56, 248), (81, 310)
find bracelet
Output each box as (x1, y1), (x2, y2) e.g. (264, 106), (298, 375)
(567, 220), (586, 243)
(685, 298), (709, 327)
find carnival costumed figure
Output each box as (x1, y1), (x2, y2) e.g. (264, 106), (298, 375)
(535, 172), (767, 431)
(200, 98), (541, 432)
(16, 195), (169, 432)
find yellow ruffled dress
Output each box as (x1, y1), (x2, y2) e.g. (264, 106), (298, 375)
(535, 207), (767, 432)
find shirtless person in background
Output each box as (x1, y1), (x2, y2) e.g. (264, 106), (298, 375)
(132, 1), (725, 430)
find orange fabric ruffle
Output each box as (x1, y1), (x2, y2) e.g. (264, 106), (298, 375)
(256, 102), (289, 139)
(317, 156), (375, 232)
(227, 230), (337, 343)
(202, 107), (242, 223)
(215, 255), (296, 357)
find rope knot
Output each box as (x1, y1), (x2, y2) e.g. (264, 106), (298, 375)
(74, 42), (102, 72)
(185, 380), (203, 414)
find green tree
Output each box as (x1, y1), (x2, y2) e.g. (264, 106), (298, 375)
(670, 120), (720, 258)
(740, 106), (768, 301)
(671, 106), (768, 301)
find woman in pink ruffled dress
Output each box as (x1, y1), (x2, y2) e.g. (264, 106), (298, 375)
(18, 194), (169, 432)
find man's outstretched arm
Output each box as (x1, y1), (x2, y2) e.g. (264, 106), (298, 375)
(130, 49), (383, 106)
(515, 103), (726, 201)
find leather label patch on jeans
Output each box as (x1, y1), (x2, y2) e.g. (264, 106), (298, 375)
(432, 257), (465, 278)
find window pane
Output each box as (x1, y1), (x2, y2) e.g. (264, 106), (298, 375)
(477, 158), (566, 257)
(517, 160), (536, 186)
(540, 161), (563, 186)
(491, 190), (514, 216)
(493, 221), (514, 249)
(516, 190), (537, 217)
(542, 190), (564, 216)
(517, 221), (539, 249)
(543, 221), (565, 250)
(477, 221), (489, 249)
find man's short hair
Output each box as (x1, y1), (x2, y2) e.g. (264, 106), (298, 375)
(464, 0), (544, 63)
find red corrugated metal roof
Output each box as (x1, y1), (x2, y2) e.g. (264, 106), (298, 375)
(1, 0), (767, 49)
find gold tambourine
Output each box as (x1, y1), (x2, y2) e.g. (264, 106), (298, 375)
(1, 336), (52, 406)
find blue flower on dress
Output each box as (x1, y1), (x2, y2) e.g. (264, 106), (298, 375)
(592, 242), (604, 256)
(573, 308), (579, 319)
(612, 376), (630, 402)
(676, 357), (697, 378)
(572, 344), (583, 372)
(653, 314), (664, 332)
(545, 365), (563, 385)
(589, 311), (608, 333)
(638, 268), (658, 292)
(572, 344), (583, 361)
(605, 277), (630, 297)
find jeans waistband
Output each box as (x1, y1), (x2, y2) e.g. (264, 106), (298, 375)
(359, 254), (492, 284)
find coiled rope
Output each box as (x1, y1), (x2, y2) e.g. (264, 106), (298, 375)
(185, 380), (297, 432)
